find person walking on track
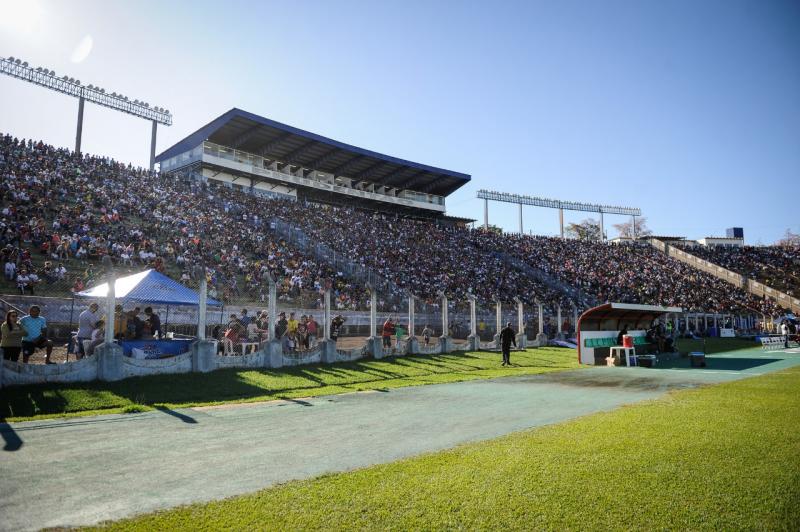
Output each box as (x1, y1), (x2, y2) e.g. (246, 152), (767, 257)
(500, 321), (517, 366)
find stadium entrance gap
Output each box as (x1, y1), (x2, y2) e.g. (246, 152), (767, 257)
(577, 302), (682, 364)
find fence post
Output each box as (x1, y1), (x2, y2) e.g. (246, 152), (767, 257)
(265, 274), (282, 368)
(573, 305), (578, 336)
(97, 256), (123, 381)
(467, 294), (478, 350)
(493, 299), (502, 348)
(514, 297), (526, 348)
(192, 274), (216, 372)
(367, 284), (382, 358)
(439, 292), (452, 353)
(407, 292), (419, 354)
(320, 288), (336, 363)
(557, 305), (563, 339)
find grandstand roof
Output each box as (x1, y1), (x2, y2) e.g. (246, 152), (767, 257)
(156, 108), (471, 196)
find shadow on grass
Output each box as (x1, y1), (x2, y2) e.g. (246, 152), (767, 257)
(0, 350), (577, 420)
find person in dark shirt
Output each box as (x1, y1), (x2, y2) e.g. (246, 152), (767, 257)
(499, 322), (517, 366)
(617, 326), (628, 346)
(275, 312), (288, 339)
(144, 307), (162, 339)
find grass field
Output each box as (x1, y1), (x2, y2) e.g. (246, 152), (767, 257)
(0, 347), (580, 421)
(87, 364), (800, 531)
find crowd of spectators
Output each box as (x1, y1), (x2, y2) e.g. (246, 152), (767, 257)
(472, 235), (782, 315)
(0, 133), (787, 324)
(677, 244), (800, 297)
(0, 134), (365, 311)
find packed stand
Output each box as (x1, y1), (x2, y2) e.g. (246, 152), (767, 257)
(677, 244), (800, 297)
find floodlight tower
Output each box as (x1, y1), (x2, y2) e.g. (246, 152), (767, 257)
(0, 56), (172, 170)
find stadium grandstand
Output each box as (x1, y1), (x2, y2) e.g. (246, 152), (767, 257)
(156, 108), (471, 221)
(0, 112), (796, 369)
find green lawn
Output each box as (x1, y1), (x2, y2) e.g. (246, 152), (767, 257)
(675, 336), (758, 354)
(88, 365), (800, 531)
(0, 347), (579, 421)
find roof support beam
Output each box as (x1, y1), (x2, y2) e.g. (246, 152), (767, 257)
(283, 140), (318, 164)
(257, 132), (294, 157)
(331, 154), (367, 176)
(306, 147), (340, 170)
(401, 170), (430, 191)
(382, 167), (415, 186)
(353, 160), (388, 180)
(230, 124), (262, 149)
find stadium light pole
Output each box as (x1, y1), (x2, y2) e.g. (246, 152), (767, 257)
(1, 56), (172, 170)
(476, 189), (641, 239)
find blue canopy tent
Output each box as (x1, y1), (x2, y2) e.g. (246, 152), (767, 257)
(77, 269), (220, 306)
(76, 269), (222, 339)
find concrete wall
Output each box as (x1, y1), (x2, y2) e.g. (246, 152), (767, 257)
(0, 334), (488, 388)
(1, 355), (98, 386)
(119, 351), (193, 379)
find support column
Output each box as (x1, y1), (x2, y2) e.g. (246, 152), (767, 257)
(407, 293), (418, 354)
(103, 260), (116, 346)
(370, 289), (378, 339)
(97, 257), (123, 381)
(694, 314), (699, 334)
(483, 198), (488, 230)
(559, 208), (564, 238)
(198, 276), (207, 341)
(75, 95), (85, 154)
(467, 295), (477, 350)
(518, 203), (523, 234)
(265, 276), (283, 367)
(631, 215), (637, 239)
(536, 300), (547, 346)
(493, 299), (502, 347)
(557, 305), (563, 338)
(573, 306), (579, 336)
(268, 278), (277, 340)
(319, 288), (337, 363)
(439, 293), (452, 352)
(149, 120), (158, 171)
(514, 297), (526, 348)
(192, 272), (217, 372)
(599, 211), (605, 241)
(368, 285), (382, 358)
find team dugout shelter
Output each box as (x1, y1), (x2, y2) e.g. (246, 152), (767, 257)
(155, 108), (471, 221)
(577, 303), (683, 365)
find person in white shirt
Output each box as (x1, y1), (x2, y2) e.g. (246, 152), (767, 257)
(76, 303), (101, 358)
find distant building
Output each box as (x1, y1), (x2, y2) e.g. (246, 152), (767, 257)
(697, 236), (744, 248)
(726, 227), (744, 239)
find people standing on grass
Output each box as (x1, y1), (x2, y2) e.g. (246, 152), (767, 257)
(1, 309), (24, 362)
(499, 322), (517, 367)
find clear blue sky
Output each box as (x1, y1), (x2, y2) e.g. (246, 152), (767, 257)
(1, 0), (798, 243)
